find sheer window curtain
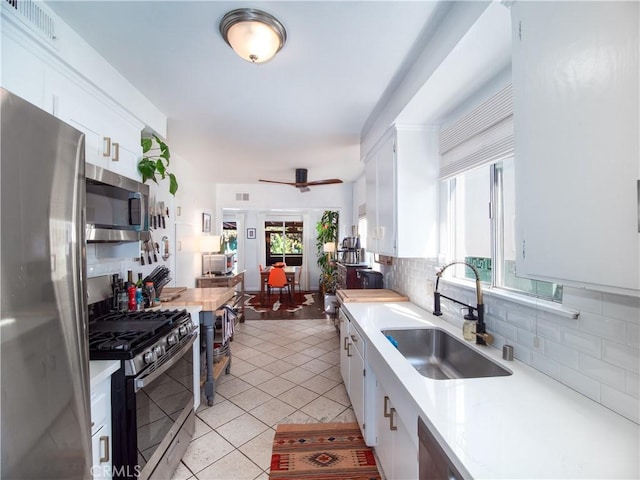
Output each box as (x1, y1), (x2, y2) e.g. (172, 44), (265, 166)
(301, 213), (313, 291)
(257, 213), (266, 270)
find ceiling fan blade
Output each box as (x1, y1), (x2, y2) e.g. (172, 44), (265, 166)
(305, 179), (343, 186)
(258, 179), (296, 186)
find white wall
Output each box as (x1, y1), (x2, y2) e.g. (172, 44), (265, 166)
(216, 183), (353, 291)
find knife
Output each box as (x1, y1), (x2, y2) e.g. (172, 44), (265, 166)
(159, 201), (166, 229)
(146, 240), (152, 264)
(149, 234), (158, 263)
(149, 194), (156, 229)
(156, 201), (162, 229)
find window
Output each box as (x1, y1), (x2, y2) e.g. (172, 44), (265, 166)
(222, 221), (237, 254)
(442, 157), (562, 302)
(264, 221), (303, 266)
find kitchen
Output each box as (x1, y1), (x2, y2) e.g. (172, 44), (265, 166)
(1, 1), (638, 479)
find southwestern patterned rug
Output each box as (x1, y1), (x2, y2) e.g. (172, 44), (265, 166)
(269, 422), (381, 480)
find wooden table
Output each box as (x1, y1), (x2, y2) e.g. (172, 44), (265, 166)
(162, 287), (236, 405)
(260, 266), (296, 305)
(196, 270), (245, 322)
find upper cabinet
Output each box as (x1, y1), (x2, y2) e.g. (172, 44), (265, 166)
(1, 2), (152, 183)
(365, 125), (439, 258)
(512, 1), (639, 294)
(50, 68), (143, 181)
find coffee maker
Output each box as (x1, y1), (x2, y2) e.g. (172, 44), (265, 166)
(339, 236), (361, 264)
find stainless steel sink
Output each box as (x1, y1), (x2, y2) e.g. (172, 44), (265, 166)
(382, 328), (512, 379)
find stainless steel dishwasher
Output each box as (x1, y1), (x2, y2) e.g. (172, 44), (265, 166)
(418, 417), (470, 480)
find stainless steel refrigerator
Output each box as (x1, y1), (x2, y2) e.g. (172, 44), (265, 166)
(1, 88), (92, 478)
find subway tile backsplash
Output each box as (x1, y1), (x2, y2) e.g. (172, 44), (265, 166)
(387, 257), (640, 424)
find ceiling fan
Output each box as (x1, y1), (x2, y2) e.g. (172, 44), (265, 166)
(259, 168), (343, 192)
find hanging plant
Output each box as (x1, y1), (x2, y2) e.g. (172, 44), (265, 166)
(316, 210), (339, 295)
(137, 134), (179, 196)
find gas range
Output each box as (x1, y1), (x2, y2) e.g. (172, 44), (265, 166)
(89, 308), (194, 376)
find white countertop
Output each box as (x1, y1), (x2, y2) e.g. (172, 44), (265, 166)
(343, 301), (639, 479)
(89, 360), (120, 389)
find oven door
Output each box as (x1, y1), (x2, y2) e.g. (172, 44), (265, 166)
(134, 332), (197, 480)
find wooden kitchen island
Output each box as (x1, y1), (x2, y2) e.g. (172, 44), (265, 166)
(195, 270), (246, 322)
(162, 287), (236, 406)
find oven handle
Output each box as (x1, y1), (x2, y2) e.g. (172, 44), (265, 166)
(134, 332), (197, 392)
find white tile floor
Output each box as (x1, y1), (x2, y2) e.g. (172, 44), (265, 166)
(173, 318), (356, 480)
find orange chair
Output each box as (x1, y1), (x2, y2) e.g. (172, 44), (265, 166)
(267, 266), (292, 303)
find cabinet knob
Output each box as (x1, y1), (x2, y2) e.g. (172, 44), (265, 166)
(111, 142), (119, 161)
(383, 395), (391, 418)
(389, 407), (398, 431)
(102, 137), (111, 157)
(99, 435), (110, 463)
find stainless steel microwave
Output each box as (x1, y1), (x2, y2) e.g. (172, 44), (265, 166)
(85, 164), (150, 242)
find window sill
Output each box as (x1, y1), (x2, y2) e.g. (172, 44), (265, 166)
(438, 277), (580, 320)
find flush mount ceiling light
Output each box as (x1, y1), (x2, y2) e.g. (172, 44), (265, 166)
(219, 8), (286, 64)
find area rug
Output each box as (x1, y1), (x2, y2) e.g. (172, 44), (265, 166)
(244, 291), (327, 320)
(269, 422), (381, 480)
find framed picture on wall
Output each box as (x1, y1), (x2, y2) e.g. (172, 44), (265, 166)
(247, 228), (256, 239)
(202, 213), (211, 233)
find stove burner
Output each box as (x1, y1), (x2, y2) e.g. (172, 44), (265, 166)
(88, 309), (190, 356)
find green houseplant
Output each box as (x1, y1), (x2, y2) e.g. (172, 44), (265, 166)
(137, 134), (179, 195)
(316, 210), (339, 300)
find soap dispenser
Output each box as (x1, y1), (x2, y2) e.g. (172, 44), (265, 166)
(462, 308), (477, 341)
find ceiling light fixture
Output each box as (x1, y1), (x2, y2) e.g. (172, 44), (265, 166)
(219, 8), (286, 64)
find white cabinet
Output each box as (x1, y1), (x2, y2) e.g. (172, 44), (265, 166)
(373, 376), (418, 480)
(512, 1), (639, 293)
(1, 18), (144, 183)
(365, 125), (439, 258)
(50, 68), (144, 181)
(91, 372), (113, 479)
(338, 309), (372, 443)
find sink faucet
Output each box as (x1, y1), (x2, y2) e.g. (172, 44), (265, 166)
(433, 261), (491, 345)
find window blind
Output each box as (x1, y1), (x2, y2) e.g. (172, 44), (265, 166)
(439, 84), (513, 180)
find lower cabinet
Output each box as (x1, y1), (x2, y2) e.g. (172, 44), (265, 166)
(373, 375), (418, 480)
(91, 373), (113, 479)
(339, 309), (370, 442)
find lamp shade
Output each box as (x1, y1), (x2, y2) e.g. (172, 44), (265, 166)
(201, 235), (221, 253)
(220, 9), (286, 63)
(323, 242), (336, 254)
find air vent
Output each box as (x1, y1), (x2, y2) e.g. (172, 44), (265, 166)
(3, 0), (57, 44)
(235, 193), (250, 201)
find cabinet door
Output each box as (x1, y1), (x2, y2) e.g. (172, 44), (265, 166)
(1, 33), (46, 109)
(375, 134), (396, 256)
(393, 413), (418, 480)
(339, 311), (350, 388)
(512, 1), (640, 292)
(91, 426), (112, 479)
(374, 375), (419, 479)
(374, 380), (394, 478)
(350, 325), (366, 431)
(365, 153), (379, 253)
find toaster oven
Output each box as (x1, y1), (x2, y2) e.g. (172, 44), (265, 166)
(202, 253), (235, 275)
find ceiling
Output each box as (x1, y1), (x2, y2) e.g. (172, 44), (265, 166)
(45, 1), (511, 186)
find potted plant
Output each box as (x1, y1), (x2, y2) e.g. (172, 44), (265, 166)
(316, 210), (339, 313)
(137, 134), (179, 195)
